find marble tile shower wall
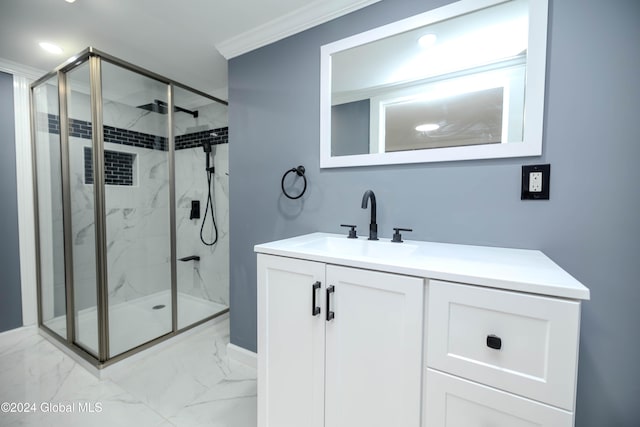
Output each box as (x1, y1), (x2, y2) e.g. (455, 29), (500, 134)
(174, 98), (229, 308)
(175, 144), (229, 308)
(40, 91), (229, 313)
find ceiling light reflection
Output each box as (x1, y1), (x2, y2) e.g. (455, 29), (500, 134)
(39, 42), (63, 54)
(418, 34), (437, 48)
(416, 124), (440, 132)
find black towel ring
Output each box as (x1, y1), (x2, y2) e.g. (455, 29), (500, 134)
(281, 166), (307, 200)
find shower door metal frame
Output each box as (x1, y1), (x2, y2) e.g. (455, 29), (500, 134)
(57, 69), (76, 347)
(88, 54), (110, 361)
(30, 47), (229, 369)
(168, 84), (179, 334)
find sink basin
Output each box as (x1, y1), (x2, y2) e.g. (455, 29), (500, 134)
(294, 236), (419, 260)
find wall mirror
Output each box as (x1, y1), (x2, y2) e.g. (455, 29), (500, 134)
(320, 0), (548, 168)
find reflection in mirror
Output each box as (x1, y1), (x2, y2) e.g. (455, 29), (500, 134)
(372, 65), (526, 153)
(320, 0), (548, 168)
(385, 87), (505, 152)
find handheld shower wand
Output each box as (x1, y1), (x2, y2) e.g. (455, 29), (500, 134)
(202, 141), (214, 173)
(200, 141), (218, 246)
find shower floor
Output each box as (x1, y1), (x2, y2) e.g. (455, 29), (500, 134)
(45, 290), (227, 357)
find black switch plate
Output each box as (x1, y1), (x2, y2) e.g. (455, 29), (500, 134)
(521, 164), (550, 200)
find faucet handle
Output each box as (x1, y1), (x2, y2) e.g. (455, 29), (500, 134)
(392, 227), (413, 243)
(340, 224), (358, 239)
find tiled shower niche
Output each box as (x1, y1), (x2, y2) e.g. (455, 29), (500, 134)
(84, 147), (136, 186)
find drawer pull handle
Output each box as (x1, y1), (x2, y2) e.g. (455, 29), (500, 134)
(487, 334), (502, 350)
(312, 282), (321, 316)
(326, 286), (335, 321)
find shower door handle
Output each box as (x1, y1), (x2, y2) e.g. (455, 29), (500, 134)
(311, 281), (321, 316)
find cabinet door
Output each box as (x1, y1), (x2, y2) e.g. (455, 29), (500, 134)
(325, 265), (423, 427)
(257, 254), (325, 427)
(424, 369), (574, 427)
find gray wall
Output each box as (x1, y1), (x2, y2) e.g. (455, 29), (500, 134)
(228, 0), (640, 425)
(0, 71), (23, 332)
(331, 100), (370, 156)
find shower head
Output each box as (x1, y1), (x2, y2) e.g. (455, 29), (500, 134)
(137, 99), (169, 114)
(136, 99), (199, 118)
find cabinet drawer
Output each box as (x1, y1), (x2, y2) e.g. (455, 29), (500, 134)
(424, 369), (573, 427)
(427, 280), (580, 410)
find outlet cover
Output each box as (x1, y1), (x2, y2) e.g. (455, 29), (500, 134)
(521, 164), (550, 200)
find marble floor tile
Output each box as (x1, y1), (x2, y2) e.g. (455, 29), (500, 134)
(0, 326), (43, 358)
(164, 359), (257, 427)
(0, 317), (256, 427)
(106, 319), (241, 418)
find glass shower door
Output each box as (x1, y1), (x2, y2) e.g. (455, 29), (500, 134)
(65, 62), (99, 356)
(32, 76), (67, 340)
(100, 60), (173, 357)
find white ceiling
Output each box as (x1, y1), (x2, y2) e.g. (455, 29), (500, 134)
(0, 0), (380, 100)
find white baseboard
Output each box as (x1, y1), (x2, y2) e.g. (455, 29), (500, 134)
(227, 343), (257, 369)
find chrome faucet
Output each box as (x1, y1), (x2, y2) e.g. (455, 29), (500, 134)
(361, 190), (378, 240)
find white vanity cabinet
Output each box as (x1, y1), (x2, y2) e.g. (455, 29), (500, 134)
(257, 253), (424, 427)
(256, 233), (590, 427)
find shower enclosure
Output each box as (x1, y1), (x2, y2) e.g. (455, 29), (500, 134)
(30, 48), (229, 367)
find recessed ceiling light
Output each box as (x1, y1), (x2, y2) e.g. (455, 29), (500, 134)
(418, 34), (437, 48)
(65, 0), (77, 3)
(39, 42), (63, 54)
(415, 123), (440, 132)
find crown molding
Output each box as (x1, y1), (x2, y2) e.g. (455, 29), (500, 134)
(0, 57), (45, 81)
(215, 0), (382, 59)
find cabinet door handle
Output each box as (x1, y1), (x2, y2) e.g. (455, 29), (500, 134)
(326, 285), (335, 321)
(312, 281), (321, 316)
(487, 334), (502, 350)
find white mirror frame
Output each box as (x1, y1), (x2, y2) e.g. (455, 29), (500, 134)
(320, 0), (548, 168)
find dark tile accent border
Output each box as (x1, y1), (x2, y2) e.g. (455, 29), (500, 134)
(69, 118), (93, 139)
(175, 127), (229, 150)
(46, 113), (60, 135)
(104, 125), (167, 151)
(46, 114), (228, 151)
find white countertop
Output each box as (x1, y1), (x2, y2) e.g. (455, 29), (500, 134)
(254, 232), (590, 300)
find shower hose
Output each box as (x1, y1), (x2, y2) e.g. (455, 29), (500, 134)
(200, 169), (219, 246)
